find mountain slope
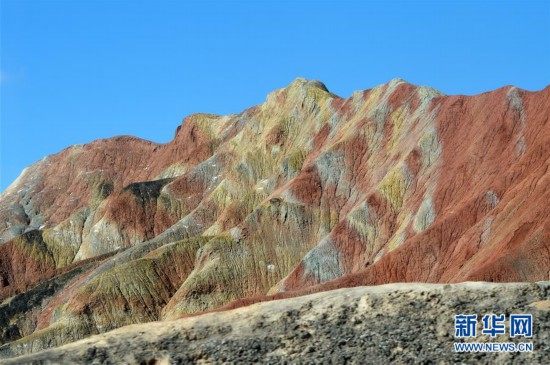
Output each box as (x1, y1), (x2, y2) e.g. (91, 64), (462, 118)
(1, 78), (550, 356)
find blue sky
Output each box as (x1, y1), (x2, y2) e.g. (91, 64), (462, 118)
(1, 0), (549, 191)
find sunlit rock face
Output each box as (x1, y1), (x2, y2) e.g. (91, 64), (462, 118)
(1, 78), (550, 356)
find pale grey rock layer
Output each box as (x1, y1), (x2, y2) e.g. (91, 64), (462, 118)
(1, 281), (549, 364)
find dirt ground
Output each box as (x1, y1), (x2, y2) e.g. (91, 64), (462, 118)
(2, 282), (549, 364)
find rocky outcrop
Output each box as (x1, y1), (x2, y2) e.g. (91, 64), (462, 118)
(1, 78), (550, 356)
(2, 282), (549, 364)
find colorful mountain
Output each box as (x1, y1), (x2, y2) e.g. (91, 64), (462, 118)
(1, 78), (549, 356)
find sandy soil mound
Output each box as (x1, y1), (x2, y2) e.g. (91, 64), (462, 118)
(2, 281), (549, 364)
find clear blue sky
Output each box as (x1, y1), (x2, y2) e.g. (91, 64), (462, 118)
(1, 0), (549, 191)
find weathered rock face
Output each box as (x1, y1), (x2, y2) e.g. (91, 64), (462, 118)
(1, 78), (549, 356)
(3, 282), (550, 364)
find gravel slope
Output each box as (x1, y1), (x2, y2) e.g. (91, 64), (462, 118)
(2, 282), (549, 364)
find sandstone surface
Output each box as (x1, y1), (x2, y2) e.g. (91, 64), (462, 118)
(2, 282), (549, 364)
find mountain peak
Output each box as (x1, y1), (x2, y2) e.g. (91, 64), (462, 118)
(286, 77), (330, 93)
(387, 77), (409, 85)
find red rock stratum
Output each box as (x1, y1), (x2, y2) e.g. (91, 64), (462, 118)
(1, 78), (549, 356)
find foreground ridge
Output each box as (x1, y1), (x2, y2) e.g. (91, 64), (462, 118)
(3, 282), (550, 364)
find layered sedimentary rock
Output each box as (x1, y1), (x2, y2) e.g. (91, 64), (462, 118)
(1, 78), (549, 356)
